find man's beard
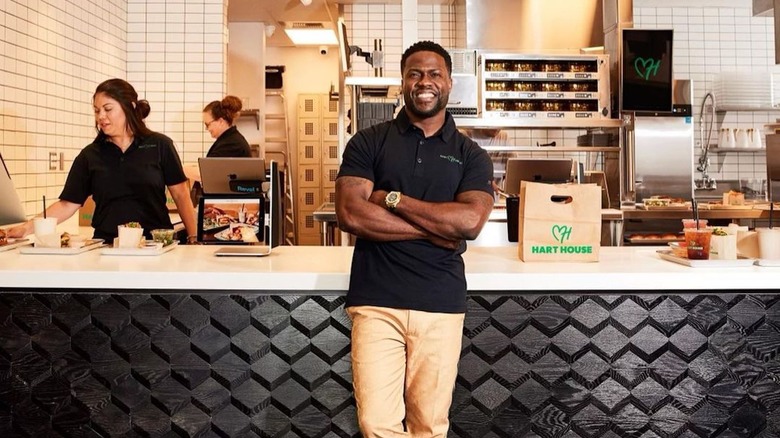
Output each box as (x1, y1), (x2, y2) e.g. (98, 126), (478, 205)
(405, 89), (449, 119)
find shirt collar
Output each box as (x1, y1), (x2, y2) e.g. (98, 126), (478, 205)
(99, 133), (145, 152)
(395, 107), (457, 142)
(218, 125), (238, 139)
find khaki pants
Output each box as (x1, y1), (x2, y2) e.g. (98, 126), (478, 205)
(347, 306), (465, 438)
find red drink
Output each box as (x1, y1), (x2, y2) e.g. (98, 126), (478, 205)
(685, 228), (713, 260)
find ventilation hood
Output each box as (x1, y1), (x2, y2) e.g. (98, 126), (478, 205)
(458, 0), (605, 52)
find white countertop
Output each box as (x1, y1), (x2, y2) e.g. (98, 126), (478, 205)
(0, 245), (777, 292)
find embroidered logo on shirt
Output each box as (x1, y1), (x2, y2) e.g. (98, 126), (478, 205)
(138, 144), (157, 149)
(439, 155), (462, 165)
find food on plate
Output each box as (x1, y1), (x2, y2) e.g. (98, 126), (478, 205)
(0, 229), (6, 245)
(643, 198), (670, 207)
(661, 233), (679, 240)
(60, 232), (71, 248)
(722, 190), (745, 206)
(712, 227), (728, 236)
(123, 221), (142, 228)
(151, 229), (176, 246)
(215, 224), (259, 242)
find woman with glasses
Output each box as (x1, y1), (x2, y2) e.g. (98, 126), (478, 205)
(202, 96), (252, 158)
(187, 96), (254, 204)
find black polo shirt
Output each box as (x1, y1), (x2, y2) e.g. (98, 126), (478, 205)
(60, 132), (187, 240)
(206, 126), (251, 157)
(337, 109), (493, 313)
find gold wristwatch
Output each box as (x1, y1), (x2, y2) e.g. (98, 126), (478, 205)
(385, 191), (401, 210)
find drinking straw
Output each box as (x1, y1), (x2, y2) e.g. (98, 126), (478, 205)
(692, 199), (699, 229)
(42, 196), (47, 219)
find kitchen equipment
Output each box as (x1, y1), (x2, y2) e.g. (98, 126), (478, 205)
(632, 79), (695, 204)
(446, 49), (479, 117)
(696, 91), (717, 189)
(481, 53), (610, 120)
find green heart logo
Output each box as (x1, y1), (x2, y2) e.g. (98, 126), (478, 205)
(634, 57), (661, 80)
(551, 225), (572, 243)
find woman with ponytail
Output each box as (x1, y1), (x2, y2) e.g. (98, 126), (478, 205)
(7, 78), (198, 243)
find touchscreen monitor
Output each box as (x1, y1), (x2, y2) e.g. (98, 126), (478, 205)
(198, 157), (265, 195)
(197, 195), (264, 244)
(504, 158), (573, 195)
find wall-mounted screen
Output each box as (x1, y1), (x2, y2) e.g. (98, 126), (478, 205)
(621, 29), (674, 113)
(338, 17), (352, 73)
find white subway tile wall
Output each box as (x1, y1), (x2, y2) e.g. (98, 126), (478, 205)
(0, 0), (126, 216)
(344, 4), (455, 78)
(125, 0), (227, 166)
(635, 3), (773, 185)
(0, 0), (228, 219)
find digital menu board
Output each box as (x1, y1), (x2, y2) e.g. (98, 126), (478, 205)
(622, 29), (674, 113)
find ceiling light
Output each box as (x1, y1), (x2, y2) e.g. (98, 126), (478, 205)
(284, 21), (338, 46)
(300, 0), (313, 5)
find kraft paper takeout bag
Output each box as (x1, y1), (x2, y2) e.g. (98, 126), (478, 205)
(517, 181), (601, 262)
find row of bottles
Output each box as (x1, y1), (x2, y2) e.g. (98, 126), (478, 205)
(717, 128), (763, 149)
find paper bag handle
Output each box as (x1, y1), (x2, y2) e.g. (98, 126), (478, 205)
(550, 195), (573, 204)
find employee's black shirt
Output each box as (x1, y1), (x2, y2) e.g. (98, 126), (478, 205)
(207, 126), (251, 157)
(337, 109), (494, 313)
(60, 132), (187, 240)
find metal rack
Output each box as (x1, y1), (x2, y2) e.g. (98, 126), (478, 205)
(264, 89), (296, 246)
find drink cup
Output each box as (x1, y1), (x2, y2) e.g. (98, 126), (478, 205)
(682, 219), (708, 229)
(756, 228), (780, 260)
(710, 234), (737, 260)
(33, 217), (59, 248)
(117, 225), (144, 248)
(727, 223), (748, 235)
(685, 228), (713, 260)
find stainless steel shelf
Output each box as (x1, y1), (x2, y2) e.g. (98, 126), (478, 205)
(715, 106), (780, 112)
(454, 117), (622, 129)
(480, 146), (620, 152)
(709, 147), (765, 153)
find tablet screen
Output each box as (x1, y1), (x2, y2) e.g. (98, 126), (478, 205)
(197, 195), (264, 244)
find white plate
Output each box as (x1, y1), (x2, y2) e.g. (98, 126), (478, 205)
(755, 259), (780, 267)
(102, 241), (178, 256)
(20, 239), (105, 255)
(656, 250), (756, 268)
(0, 239), (33, 252)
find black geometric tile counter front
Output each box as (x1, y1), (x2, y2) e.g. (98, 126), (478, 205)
(0, 292), (779, 437)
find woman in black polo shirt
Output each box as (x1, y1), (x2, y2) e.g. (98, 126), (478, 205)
(7, 78), (198, 243)
(202, 96), (252, 158)
(187, 96), (253, 203)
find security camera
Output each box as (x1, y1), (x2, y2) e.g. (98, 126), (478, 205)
(319, 46), (329, 56)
